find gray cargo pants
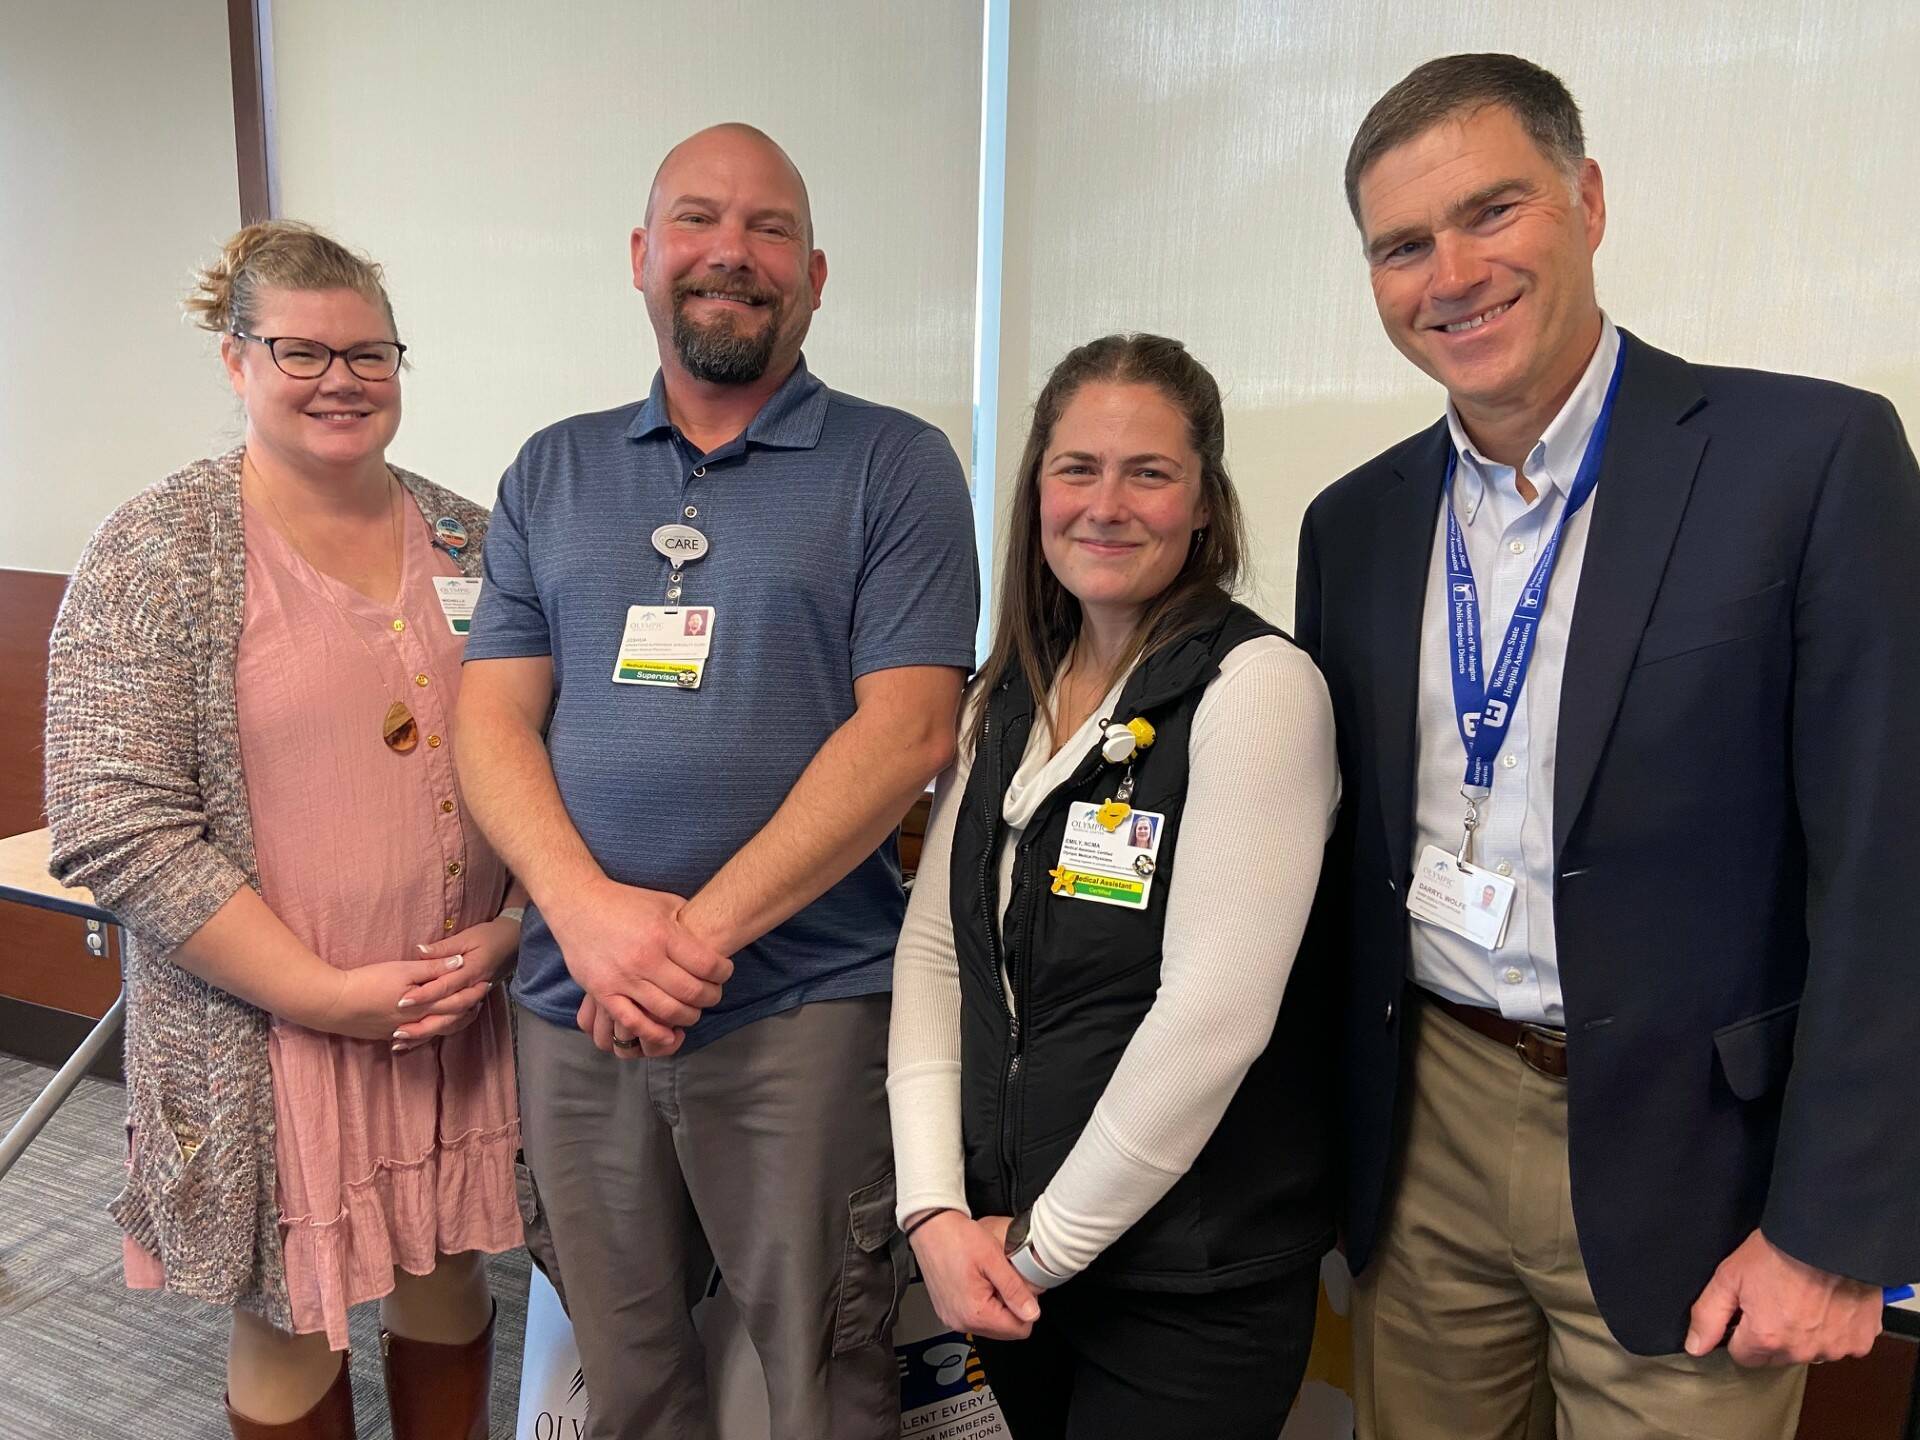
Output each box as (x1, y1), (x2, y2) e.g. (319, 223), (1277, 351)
(516, 995), (902, 1440)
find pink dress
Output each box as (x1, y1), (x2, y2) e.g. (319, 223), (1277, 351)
(125, 493), (522, 1349)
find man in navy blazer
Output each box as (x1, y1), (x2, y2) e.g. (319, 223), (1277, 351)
(1297, 53), (1920, 1438)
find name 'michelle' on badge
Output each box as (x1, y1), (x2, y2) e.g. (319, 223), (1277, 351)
(612, 605), (715, 689)
(1049, 800), (1165, 909)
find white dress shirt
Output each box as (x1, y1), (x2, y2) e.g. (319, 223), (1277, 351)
(1409, 317), (1620, 1026)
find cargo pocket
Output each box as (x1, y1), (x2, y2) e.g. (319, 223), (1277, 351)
(831, 1173), (902, 1357)
(515, 1152), (569, 1313)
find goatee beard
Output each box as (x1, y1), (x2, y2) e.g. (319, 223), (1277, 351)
(672, 284), (785, 385)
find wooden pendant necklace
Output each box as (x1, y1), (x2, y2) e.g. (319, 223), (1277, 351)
(247, 455), (420, 753)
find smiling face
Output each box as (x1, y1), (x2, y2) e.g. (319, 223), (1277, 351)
(1039, 381), (1208, 637)
(1357, 103), (1605, 437)
(633, 126), (826, 387)
(221, 286), (401, 473)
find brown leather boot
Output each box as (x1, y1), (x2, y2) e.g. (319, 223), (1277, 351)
(381, 1300), (495, 1440)
(226, 1358), (357, 1438)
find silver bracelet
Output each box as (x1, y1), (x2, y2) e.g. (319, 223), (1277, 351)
(497, 906), (527, 926)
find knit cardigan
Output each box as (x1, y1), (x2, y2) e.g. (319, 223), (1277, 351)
(42, 449), (491, 1329)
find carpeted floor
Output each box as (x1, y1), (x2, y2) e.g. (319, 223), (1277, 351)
(0, 1054), (531, 1438)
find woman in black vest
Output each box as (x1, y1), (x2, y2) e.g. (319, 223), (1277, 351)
(888, 334), (1342, 1438)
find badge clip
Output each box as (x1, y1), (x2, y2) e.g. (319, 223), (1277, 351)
(1093, 716), (1153, 829)
(1456, 792), (1483, 870)
(1099, 716), (1156, 764)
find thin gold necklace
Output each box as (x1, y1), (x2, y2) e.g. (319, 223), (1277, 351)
(247, 454), (420, 753)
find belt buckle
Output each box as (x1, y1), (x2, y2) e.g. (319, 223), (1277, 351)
(1514, 1022), (1567, 1078)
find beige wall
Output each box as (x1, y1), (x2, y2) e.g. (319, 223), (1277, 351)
(6, 1), (1917, 600)
(0, 0), (240, 572)
(996, 0), (1920, 622)
(268, 0), (983, 503)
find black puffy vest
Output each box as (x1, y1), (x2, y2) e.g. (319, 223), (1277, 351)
(950, 602), (1335, 1290)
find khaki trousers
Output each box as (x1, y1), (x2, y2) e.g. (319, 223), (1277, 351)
(1352, 993), (1806, 1440)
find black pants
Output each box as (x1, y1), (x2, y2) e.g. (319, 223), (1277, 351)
(975, 1259), (1321, 1440)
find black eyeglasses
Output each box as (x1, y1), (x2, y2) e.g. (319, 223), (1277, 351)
(231, 330), (407, 381)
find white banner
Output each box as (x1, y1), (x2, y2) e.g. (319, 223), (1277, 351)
(517, 1251), (1356, 1439)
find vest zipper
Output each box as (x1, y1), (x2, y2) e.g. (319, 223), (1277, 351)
(975, 707), (1027, 1207)
(1003, 835), (1047, 1207)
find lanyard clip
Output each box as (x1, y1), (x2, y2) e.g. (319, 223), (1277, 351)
(1455, 791), (1483, 870)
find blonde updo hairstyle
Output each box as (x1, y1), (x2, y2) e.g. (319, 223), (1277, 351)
(184, 220), (397, 340)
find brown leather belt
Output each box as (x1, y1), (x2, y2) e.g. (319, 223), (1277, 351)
(1427, 992), (1568, 1080)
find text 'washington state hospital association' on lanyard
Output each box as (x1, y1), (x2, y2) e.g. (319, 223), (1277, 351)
(1444, 348), (1626, 853)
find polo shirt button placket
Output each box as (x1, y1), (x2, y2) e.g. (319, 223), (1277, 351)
(674, 458), (708, 601)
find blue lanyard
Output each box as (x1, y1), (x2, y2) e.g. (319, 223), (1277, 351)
(1445, 349), (1625, 797)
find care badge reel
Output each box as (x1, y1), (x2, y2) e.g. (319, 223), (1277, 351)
(651, 523), (708, 603)
(432, 516), (468, 557)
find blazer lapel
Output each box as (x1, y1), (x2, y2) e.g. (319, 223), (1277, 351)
(1553, 332), (1708, 855)
(1373, 422), (1448, 880)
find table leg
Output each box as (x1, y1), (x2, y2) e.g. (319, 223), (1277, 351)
(0, 988), (126, 1182)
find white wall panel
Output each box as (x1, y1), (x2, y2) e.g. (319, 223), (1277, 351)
(0, 0), (240, 571)
(270, 0), (982, 503)
(998, 0), (1920, 619)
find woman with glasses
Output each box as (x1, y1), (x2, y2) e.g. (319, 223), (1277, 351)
(44, 221), (521, 1439)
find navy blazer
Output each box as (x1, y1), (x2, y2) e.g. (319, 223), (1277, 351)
(1296, 330), (1920, 1355)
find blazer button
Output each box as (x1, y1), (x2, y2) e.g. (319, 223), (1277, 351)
(1384, 1001), (1396, 1025)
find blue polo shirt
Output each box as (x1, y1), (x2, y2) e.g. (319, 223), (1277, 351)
(466, 358), (979, 1049)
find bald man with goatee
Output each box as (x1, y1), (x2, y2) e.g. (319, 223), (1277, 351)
(458, 124), (979, 1438)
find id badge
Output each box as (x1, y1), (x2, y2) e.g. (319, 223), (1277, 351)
(612, 605), (715, 688)
(432, 577), (482, 635)
(1406, 843), (1515, 949)
(1049, 801), (1165, 909)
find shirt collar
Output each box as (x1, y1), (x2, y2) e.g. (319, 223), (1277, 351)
(1444, 314), (1620, 509)
(624, 354), (829, 452)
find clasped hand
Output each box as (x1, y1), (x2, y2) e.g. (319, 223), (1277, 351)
(308, 914), (519, 1049)
(909, 1212), (1043, 1342)
(551, 879), (734, 1059)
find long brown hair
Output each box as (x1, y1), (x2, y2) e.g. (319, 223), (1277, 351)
(970, 333), (1246, 749)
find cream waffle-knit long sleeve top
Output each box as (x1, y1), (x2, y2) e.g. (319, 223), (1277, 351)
(887, 634), (1340, 1280)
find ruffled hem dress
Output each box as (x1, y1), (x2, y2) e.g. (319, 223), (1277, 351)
(125, 492), (522, 1349)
